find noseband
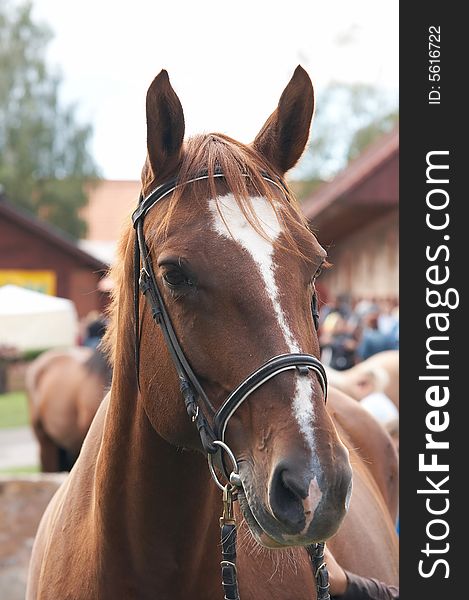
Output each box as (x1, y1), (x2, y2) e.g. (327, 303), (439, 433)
(132, 169), (330, 600)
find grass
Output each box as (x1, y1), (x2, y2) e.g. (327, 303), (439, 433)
(0, 391), (29, 429)
(0, 464), (39, 475)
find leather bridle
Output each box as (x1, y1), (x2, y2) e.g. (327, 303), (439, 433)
(132, 168), (330, 600)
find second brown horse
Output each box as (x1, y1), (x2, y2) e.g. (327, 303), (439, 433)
(27, 346), (112, 471)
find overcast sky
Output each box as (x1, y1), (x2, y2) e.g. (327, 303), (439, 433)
(32, 0), (399, 180)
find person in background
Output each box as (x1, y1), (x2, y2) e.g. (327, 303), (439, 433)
(318, 294), (338, 328)
(353, 297), (374, 321)
(325, 546), (399, 600)
(335, 292), (353, 320)
(357, 305), (396, 361)
(320, 313), (358, 370)
(82, 312), (108, 349)
(378, 298), (399, 349)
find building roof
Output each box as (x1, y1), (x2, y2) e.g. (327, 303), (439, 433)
(0, 195), (108, 270)
(82, 179), (141, 242)
(301, 128), (399, 244)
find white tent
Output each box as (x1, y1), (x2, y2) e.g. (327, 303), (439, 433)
(0, 285), (78, 352)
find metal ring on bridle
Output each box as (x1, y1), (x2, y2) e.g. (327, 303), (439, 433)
(207, 440), (239, 491)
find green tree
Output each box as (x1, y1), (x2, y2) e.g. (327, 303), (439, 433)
(347, 110), (398, 162)
(294, 82), (398, 185)
(0, 0), (99, 237)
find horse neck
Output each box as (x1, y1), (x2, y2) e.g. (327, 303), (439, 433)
(93, 364), (220, 587)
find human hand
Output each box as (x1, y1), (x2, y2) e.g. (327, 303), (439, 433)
(324, 546), (348, 597)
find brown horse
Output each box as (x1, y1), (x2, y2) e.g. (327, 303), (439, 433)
(26, 346), (112, 472)
(325, 350), (399, 409)
(27, 67), (398, 599)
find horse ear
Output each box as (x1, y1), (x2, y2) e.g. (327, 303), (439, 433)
(146, 70), (185, 183)
(252, 65), (314, 175)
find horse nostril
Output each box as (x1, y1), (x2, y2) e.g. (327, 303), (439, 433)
(280, 469), (309, 501)
(268, 462), (310, 533)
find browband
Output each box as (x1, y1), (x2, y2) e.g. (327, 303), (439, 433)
(132, 167), (287, 228)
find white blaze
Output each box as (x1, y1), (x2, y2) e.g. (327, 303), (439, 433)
(208, 194), (317, 449)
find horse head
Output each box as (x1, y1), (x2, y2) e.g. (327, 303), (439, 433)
(131, 67), (352, 548)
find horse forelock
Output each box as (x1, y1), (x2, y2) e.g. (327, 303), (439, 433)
(143, 133), (316, 257)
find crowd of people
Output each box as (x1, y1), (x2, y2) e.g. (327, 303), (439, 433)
(318, 293), (400, 454)
(319, 295), (400, 598)
(319, 294), (399, 371)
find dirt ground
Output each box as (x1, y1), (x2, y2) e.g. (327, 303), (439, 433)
(0, 474), (66, 600)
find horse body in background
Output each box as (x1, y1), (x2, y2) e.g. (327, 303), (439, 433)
(27, 67), (398, 599)
(326, 350), (399, 409)
(26, 346), (112, 471)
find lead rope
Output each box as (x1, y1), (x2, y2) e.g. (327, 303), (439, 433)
(307, 542), (331, 600)
(219, 484), (240, 600)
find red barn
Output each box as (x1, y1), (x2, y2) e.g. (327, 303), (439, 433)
(301, 129), (398, 303)
(0, 196), (108, 318)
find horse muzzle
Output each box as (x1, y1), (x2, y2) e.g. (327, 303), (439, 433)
(239, 449), (353, 548)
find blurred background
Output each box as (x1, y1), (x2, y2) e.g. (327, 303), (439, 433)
(0, 0), (398, 596)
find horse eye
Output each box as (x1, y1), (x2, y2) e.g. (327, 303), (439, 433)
(163, 269), (191, 287)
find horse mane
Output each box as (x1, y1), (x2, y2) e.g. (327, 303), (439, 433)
(103, 133), (316, 370)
